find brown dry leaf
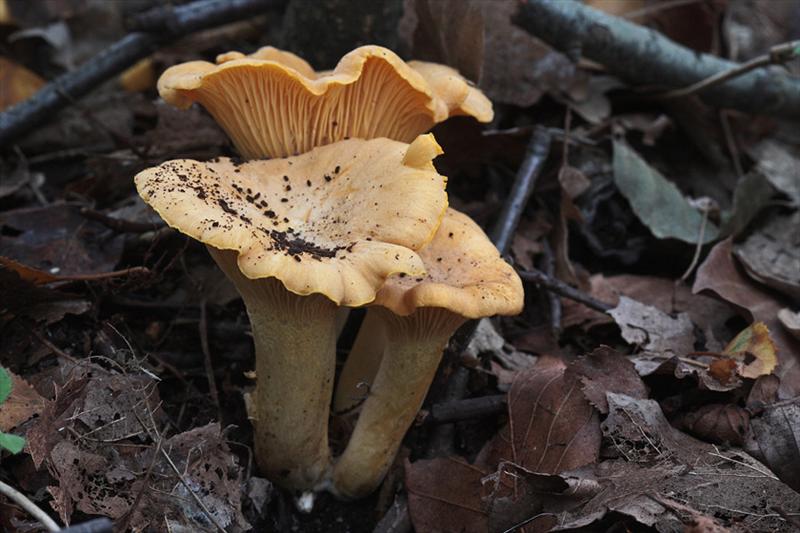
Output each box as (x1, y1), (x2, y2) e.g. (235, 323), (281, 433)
(693, 239), (800, 397)
(405, 456), (489, 533)
(608, 296), (696, 356)
(0, 370), (44, 432)
(744, 399), (800, 494)
(0, 56), (44, 111)
(0, 267), (89, 325)
(707, 358), (737, 384)
(676, 403), (750, 446)
(746, 374), (780, 411)
(0, 204), (124, 282)
(479, 357), (601, 474)
(721, 321), (777, 379)
(571, 346), (648, 414)
(734, 211), (800, 300)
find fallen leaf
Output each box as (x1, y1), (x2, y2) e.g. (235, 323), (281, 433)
(744, 399), (800, 493)
(558, 165), (591, 199)
(722, 321), (777, 378)
(479, 357), (601, 474)
(612, 140), (719, 244)
(734, 211), (800, 300)
(0, 204), (124, 281)
(405, 456), (489, 533)
(0, 370), (44, 432)
(748, 137), (800, 205)
(676, 403), (749, 446)
(718, 170), (774, 238)
(570, 346), (648, 414)
(694, 239), (800, 397)
(608, 296), (696, 356)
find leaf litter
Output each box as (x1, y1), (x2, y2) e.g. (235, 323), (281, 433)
(3, 1), (800, 531)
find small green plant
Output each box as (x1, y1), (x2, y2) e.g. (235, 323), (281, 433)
(0, 367), (25, 454)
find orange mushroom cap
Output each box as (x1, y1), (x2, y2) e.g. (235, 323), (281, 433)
(157, 45), (493, 159)
(373, 207), (524, 318)
(135, 134), (448, 306)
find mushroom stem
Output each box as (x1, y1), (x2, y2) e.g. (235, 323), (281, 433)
(330, 307), (464, 499)
(333, 309), (387, 413)
(209, 247), (335, 490)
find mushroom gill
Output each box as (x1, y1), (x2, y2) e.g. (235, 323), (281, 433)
(157, 45), (493, 159)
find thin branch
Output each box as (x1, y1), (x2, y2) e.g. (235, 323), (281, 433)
(418, 395), (507, 425)
(517, 268), (613, 312)
(490, 126), (552, 255)
(0, 479), (60, 531)
(199, 300), (222, 422)
(0, 0), (284, 146)
(513, 1), (800, 119)
(658, 40), (800, 99)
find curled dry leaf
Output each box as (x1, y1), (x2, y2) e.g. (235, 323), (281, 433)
(721, 321), (777, 379)
(694, 239), (800, 397)
(676, 403), (750, 446)
(744, 399), (800, 493)
(734, 211), (800, 300)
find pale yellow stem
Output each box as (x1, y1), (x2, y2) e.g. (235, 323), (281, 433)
(330, 307), (464, 499)
(333, 309), (387, 413)
(209, 247), (335, 490)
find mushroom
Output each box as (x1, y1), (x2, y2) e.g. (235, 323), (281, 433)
(157, 45), (493, 158)
(330, 208), (524, 498)
(134, 134), (448, 490)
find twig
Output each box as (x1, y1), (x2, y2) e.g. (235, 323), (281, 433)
(513, 1), (800, 119)
(199, 300), (222, 422)
(418, 395), (507, 425)
(0, 0), (283, 146)
(0, 479), (60, 531)
(44, 266), (151, 283)
(80, 207), (164, 233)
(678, 204), (709, 282)
(117, 434), (164, 531)
(32, 330), (79, 363)
(517, 268), (612, 312)
(658, 40), (800, 99)
(539, 241), (561, 333)
(490, 126), (552, 255)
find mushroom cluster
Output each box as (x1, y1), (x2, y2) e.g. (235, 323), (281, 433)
(135, 45), (523, 497)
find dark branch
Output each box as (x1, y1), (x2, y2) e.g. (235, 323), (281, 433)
(513, 0), (800, 119)
(518, 268), (613, 313)
(419, 395), (507, 425)
(0, 0), (283, 147)
(490, 125), (552, 255)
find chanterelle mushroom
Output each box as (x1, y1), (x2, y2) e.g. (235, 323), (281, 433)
(135, 134), (448, 490)
(330, 208), (523, 499)
(157, 45), (493, 159)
